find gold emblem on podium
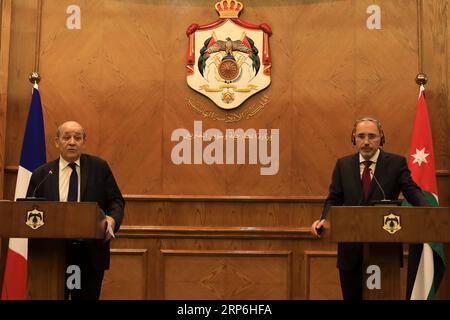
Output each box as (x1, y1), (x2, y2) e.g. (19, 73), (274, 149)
(26, 208), (45, 230)
(382, 213), (401, 234)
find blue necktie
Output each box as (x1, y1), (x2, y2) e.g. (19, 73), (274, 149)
(67, 163), (78, 202)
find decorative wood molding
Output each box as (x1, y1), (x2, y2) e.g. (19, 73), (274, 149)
(161, 249), (293, 256)
(103, 248), (148, 300)
(124, 194), (326, 202)
(34, 0), (43, 72)
(161, 249), (293, 299)
(0, 0), (12, 198)
(303, 250), (410, 299)
(303, 250), (337, 299)
(4, 165), (16, 173)
(118, 226), (315, 240)
(416, 0), (424, 72)
(110, 248), (148, 255)
(5, 165), (450, 175)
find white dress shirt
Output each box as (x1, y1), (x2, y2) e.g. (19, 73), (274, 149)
(59, 156), (81, 202)
(359, 148), (380, 180)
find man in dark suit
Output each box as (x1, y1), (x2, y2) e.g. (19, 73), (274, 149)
(26, 121), (125, 300)
(310, 117), (428, 300)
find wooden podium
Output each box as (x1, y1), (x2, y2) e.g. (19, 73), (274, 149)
(0, 201), (105, 299)
(330, 206), (450, 300)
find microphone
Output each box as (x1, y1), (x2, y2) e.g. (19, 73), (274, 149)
(371, 174), (402, 206)
(32, 169), (53, 198)
(17, 170), (53, 201)
(372, 174), (387, 201)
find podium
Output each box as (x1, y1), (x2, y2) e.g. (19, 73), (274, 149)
(0, 201), (105, 299)
(330, 206), (450, 300)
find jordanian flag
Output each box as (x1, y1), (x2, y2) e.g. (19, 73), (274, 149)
(404, 85), (446, 300)
(1, 83), (46, 299)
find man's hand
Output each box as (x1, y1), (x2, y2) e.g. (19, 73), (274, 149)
(105, 215), (116, 241)
(311, 219), (328, 238)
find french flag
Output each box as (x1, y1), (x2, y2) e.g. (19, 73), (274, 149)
(1, 83), (46, 299)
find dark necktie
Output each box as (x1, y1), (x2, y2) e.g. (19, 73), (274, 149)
(67, 163), (78, 202)
(361, 160), (372, 200)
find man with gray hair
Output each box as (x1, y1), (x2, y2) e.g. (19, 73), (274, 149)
(26, 121), (125, 300)
(311, 117), (428, 300)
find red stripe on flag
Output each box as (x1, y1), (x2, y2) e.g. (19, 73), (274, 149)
(1, 248), (28, 300)
(408, 90), (438, 194)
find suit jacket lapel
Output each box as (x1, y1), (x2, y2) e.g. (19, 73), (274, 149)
(80, 154), (89, 201)
(49, 159), (60, 201)
(352, 153), (363, 202)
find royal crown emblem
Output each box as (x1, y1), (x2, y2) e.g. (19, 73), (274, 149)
(26, 208), (45, 230)
(186, 0), (272, 110)
(382, 213), (401, 234)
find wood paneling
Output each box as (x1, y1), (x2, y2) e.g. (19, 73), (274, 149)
(423, 0), (449, 172)
(4, 0), (40, 168)
(1, 0), (449, 300)
(162, 250), (291, 299)
(304, 251), (341, 300)
(0, 0), (12, 197)
(4, 0), (447, 197)
(304, 250), (409, 300)
(101, 199), (329, 299)
(101, 249), (148, 300)
(121, 200), (322, 228)
(0, 0), (12, 291)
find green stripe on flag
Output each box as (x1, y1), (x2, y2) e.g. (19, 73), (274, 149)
(403, 191), (445, 299)
(428, 242), (446, 299)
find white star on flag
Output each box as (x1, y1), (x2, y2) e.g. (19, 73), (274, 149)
(411, 147), (430, 166)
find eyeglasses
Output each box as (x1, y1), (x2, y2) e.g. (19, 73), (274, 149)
(355, 133), (380, 141)
(60, 134), (84, 142)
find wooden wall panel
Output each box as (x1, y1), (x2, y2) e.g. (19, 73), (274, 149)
(423, 0), (449, 172)
(304, 251), (341, 300)
(6, 0), (446, 197)
(0, 0), (12, 197)
(100, 200), (431, 300)
(0, 0), (20, 290)
(121, 200), (322, 228)
(5, 0), (39, 167)
(1, 0), (449, 300)
(101, 200), (327, 299)
(162, 250), (291, 299)
(100, 249), (148, 300)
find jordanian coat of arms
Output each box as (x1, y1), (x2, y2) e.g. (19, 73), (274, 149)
(26, 208), (45, 230)
(186, 0), (272, 110)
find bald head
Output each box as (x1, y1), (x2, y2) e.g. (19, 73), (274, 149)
(56, 121), (86, 139)
(55, 121), (87, 162)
